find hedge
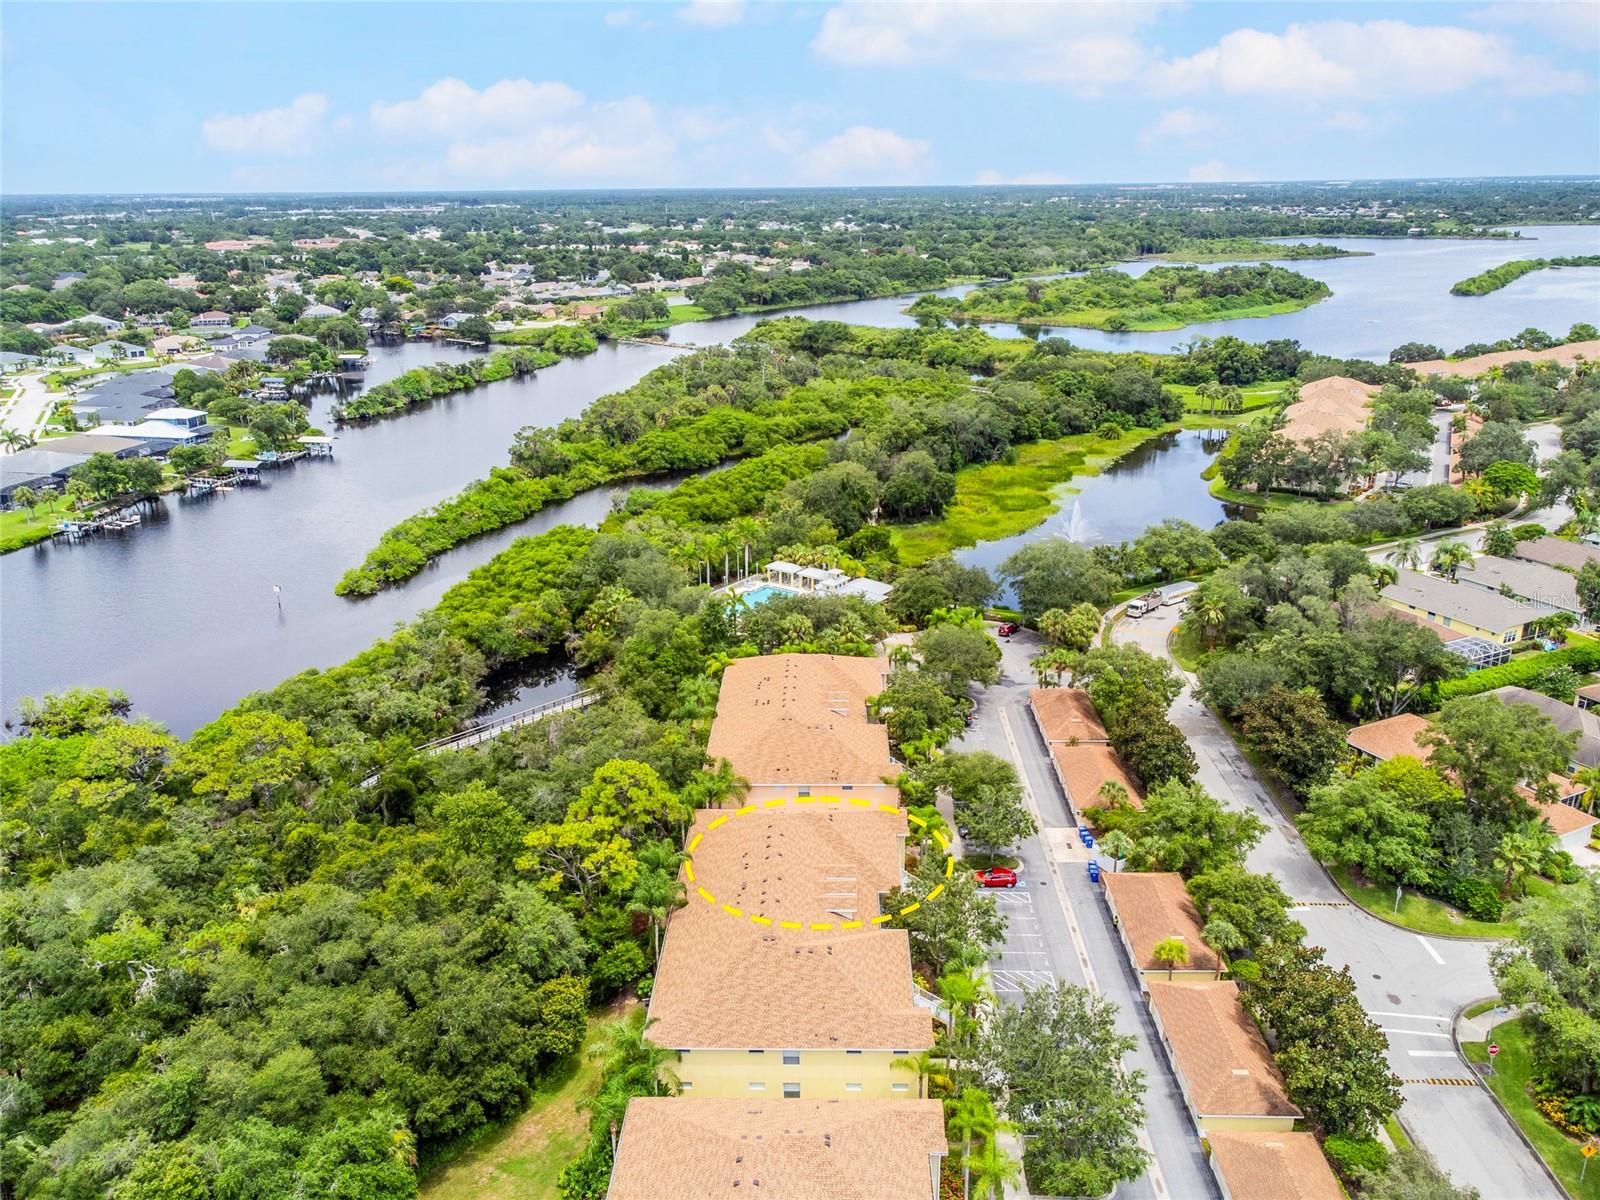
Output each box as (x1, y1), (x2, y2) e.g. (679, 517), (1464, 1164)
(1435, 645), (1600, 701)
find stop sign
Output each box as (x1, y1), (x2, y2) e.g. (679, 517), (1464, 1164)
(1488, 1043), (1500, 1058)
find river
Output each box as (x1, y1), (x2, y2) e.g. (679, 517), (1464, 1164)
(4, 226), (1597, 733)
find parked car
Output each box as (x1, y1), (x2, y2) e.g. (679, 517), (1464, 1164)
(973, 866), (1018, 888)
(996, 621), (1018, 638)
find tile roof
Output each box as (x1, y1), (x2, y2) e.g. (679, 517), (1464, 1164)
(1207, 1132), (1343, 1200)
(706, 655), (894, 788)
(1051, 743), (1144, 811)
(1030, 687), (1109, 743)
(1147, 981), (1301, 1120)
(647, 806), (931, 1052)
(1346, 714), (1434, 763)
(1382, 569), (1555, 634)
(1102, 871), (1220, 975)
(1514, 536), (1600, 573)
(607, 1097), (946, 1200)
(1539, 799), (1598, 837)
(1279, 375), (1377, 442)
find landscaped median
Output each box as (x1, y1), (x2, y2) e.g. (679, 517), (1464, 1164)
(1460, 1016), (1600, 1199)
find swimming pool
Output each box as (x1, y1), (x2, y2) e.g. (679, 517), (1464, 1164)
(738, 585), (797, 606)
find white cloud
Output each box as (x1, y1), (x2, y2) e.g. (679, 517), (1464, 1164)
(812, 1), (1167, 92)
(371, 78), (584, 139)
(1153, 19), (1590, 99)
(201, 93), (328, 155)
(799, 125), (931, 182)
(1138, 107), (1219, 149)
(678, 0), (745, 28)
(1186, 159), (1253, 183)
(441, 97), (676, 182)
(1469, 3), (1600, 53)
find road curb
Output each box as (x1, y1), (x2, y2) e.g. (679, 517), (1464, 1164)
(1449, 998), (1574, 1200)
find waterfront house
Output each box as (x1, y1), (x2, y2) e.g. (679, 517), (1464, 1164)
(1, 449), (95, 503)
(300, 303), (341, 319)
(1278, 375), (1377, 444)
(439, 311), (476, 329)
(1207, 1132), (1343, 1200)
(1146, 980), (1302, 1133)
(86, 418), (214, 451)
(189, 311), (231, 329)
(1102, 871), (1221, 987)
(1381, 568), (1555, 645)
(90, 340), (147, 362)
(606, 1098), (947, 1200)
(704, 654), (896, 804)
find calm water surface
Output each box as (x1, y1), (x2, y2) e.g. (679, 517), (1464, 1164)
(5, 226), (1598, 731)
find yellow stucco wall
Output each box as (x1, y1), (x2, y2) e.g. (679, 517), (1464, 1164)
(1381, 598), (1514, 643)
(674, 1048), (917, 1100)
(1197, 1114), (1298, 1133)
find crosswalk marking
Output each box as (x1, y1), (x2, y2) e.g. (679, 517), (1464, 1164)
(990, 969), (1056, 992)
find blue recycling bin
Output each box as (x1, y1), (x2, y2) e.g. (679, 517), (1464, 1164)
(1084, 834), (1095, 849)
(1087, 860), (1101, 883)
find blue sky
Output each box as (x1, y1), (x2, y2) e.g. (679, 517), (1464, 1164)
(4, 1), (1598, 194)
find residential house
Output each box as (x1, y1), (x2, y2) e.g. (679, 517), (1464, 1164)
(646, 803), (932, 1100)
(52, 271), (86, 290)
(0, 351), (45, 373)
(1455, 555), (1588, 626)
(1146, 980), (1302, 1132)
(438, 312), (476, 329)
(189, 311), (232, 329)
(1207, 1132), (1343, 1200)
(203, 238), (270, 252)
(86, 419), (214, 451)
(1346, 706), (1597, 850)
(73, 314), (124, 333)
(705, 654), (895, 805)
(1381, 568), (1555, 645)
(144, 407), (209, 431)
(1030, 687), (1110, 745)
(37, 434), (147, 459)
(300, 303), (341, 319)
(152, 335), (202, 356)
(1, 449), (96, 503)
(1052, 745), (1144, 823)
(1514, 536), (1600, 573)
(90, 340), (148, 362)
(606, 1097), (947, 1200)
(1278, 375), (1377, 444)
(1484, 687), (1600, 774)
(1102, 871), (1221, 987)
(46, 344), (97, 367)
(1578, 683), (1600, 713)
(73, 370), (181, 425)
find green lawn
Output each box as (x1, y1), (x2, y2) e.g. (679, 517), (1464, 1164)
(419, 1014), (614, 1200)
(891, 427), (1165, 566)
(1461, 1016), (1600, 1199)
(1164, 381), (1289, 414)
(1332, 865), (1572, 939)
(0, 494), (78, 552)
(1168, 621), (1206, 672)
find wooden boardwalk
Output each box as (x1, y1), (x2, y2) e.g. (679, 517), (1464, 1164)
(415, 688), (600, 755)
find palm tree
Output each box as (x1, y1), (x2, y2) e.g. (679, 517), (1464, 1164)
(1386, 538), (1423, 571)
(1493, 821), (1554, 901)
(1571, 766), (1600, 815)
(0, 428), (35, 451)
(1196, 597), (1226, 651)
(1371, 563), (1398, 588)
(891, 1048), (939, 1100)
(1152, 936), (1190, 980)
(10, 484), (36, 518)
(1098, 828), (1134, 871)
(1429, 539), (1471, 582)
(628, 846), (686, 961)
(947, 1089), (1002, 1200)
(937, 968), (992, 1087)
(591, 1007), (678, 1097)
(969, 1134), (1023, 1200)
(1202, 918), (1245, 979)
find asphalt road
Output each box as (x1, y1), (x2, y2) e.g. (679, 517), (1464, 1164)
(951, 630), (1220, 1200)
(1115, 606), (1563, 1200)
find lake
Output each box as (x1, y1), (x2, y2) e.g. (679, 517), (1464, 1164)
(5, 226), (1597, 733)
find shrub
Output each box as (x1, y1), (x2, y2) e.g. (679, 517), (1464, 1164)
(590, 940), (648, 995)
(1323, 1134), (1388, 1179)
(1435, 646), (1600, 701)
(1428, 872), (1504, 922)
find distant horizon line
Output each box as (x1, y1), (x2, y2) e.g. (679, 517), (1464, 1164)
(5, 173), (1600, 202)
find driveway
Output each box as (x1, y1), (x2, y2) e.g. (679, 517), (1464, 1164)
(0, 372), (57, 450)
(1114, 606), (1563, 1200)
(952, 629), (1220, 1200)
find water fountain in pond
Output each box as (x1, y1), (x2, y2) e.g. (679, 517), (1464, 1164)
(1053, 498), (1089, 542)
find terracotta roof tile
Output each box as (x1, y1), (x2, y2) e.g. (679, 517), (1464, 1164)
(1346, 714), (1434, 763)
(647, 807), (932, 1052)
(1030, 687), (1109, 743)
(1537, 798), (1598, 837)
(1052, 743), (1144, 811)
(1207, 1132), (1342, 1200)
(1280, 375), (1377, 443)
(707, 655), (894, 788)
(1102, 871), (1219, 974)
(608, 1097), (947, 1200)
(1147, 981), (1301, 1120)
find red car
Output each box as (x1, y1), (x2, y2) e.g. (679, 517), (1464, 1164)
(973, 866), (1018, 888)
(996, 621), (1019, 638)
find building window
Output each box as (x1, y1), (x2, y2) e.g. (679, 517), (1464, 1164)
(748, 1082), (765, 1092)
(891, 1083), (909, 1094)
(842, 785), (853, 791)
(783, 1083), (801, 1099)
(798, 789), (810, 797)
(782, 1051), (800, 1066)
(892, 1050), (909, 1056)
(1503, 630), (1518, 644)
(680, 1081), (693, 1091)
(748, 1049), (764, 1055)
(846, 1049), (862, 1056)
(845, 1083), (863, 1093)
